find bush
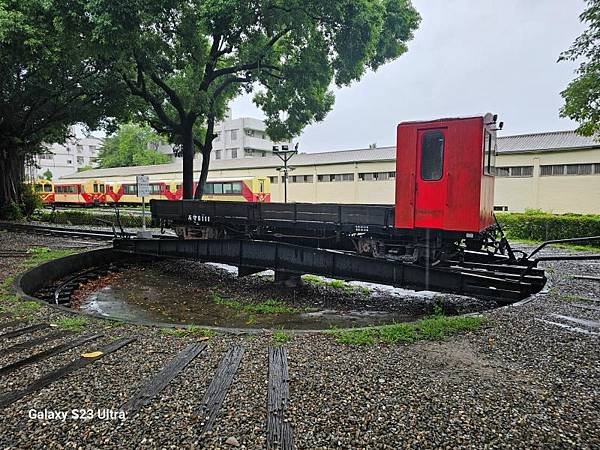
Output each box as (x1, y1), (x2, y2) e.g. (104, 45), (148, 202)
(33, 209), (150, 228)
(497, 212), (600, 243)
(0, 202), (23, 220)
(21, 189), (43, 218)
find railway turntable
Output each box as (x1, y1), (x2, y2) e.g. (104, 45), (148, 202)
(114, 114), (600, 303)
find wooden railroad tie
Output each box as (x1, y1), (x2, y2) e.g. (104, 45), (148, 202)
(267, 346), (294, 450)
(199, 345), (245, 435)
(0, 333), (103, 377)
(122, 342), (208, 414)
(0, 336), (136, 408)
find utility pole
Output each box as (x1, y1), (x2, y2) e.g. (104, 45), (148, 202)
(273, 143), (298, 203)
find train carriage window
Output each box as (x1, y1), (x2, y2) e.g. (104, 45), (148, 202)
(483, 131), (495, 175)
(420, 130), (444, 181)
(223, 183), (234, 194)
(232, 182), (242, 194)
(123, 184), (137, 195)
(44, 184), (52, 192)
(93, 183), (98, 193)
(76, 185), (83, 193)
(35, 185), (43, 192)
(203, 183), (214, 195)
(213, 183), (223, 194)
(100, 184), (105, 193)
(149, 184), (162, 195)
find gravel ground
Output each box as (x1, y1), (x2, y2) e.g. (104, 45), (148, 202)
(0, 230), (598, 449)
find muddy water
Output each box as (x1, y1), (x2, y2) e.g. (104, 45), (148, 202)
(74, 260), (495, 330)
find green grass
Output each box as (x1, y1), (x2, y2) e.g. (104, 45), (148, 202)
(302, 275), (370, 295)
(273, 330), (292, 344)
(23, 247), (77, 268)
(55, 316), (88, 332)
(511, 238), (600, 253)
(329, 315), (488, 346)
(0, 276), (15, 292)
(160, 325), (214, 338)
(211, 292), (297, 315)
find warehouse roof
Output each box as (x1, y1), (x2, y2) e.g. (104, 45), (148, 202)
(497, 130), (599, 154)
(62, 130), (599, 180)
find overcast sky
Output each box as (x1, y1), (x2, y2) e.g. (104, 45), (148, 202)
(230, 0), (587, 152)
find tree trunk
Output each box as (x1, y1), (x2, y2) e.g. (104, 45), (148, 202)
(194, 115), (216, 200)
(181, 123), (195, 199)
(0, 147), (25, 212)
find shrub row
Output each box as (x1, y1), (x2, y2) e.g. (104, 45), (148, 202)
(33, 209), (151, 228)
(496, 212), (600, 243)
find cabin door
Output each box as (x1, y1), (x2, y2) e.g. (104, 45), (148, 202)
(414, 128), (447, 229)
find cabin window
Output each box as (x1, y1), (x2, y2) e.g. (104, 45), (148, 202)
(420, 130), (444, 181)
(34, 185), (43, 192)
(483, 130), (495, 175)
(44, 184), (52, 192)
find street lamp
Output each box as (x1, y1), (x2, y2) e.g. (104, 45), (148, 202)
(273, 143), (298, 203)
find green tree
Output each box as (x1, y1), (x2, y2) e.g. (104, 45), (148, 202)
(560, 0), (600, 135)
(98, 123), (171, 168)
(86, 0), (420, 199)
(0, 0), (129, 214)
(42, 169), (53, 180)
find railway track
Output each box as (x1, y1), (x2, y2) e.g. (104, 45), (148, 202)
(0, 221), (164, 241)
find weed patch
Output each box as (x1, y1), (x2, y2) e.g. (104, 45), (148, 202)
(330, 315), (487, 346)
(211, 292), (297, 315)
(273, 330), (292, 344)
(160, 325), (214, 338)
(302, 275), (370, 295)
(55, 316), (88, 332)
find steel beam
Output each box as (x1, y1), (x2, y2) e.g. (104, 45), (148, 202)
(113, 238), (546, 302)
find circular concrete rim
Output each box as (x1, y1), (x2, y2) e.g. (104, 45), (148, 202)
(11, 247), (539, 335)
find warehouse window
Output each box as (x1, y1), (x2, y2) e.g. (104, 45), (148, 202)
(290, 175), (314, 183)
(540, 163), (598, 176)
(421, 130), (444, 181)
(359, 171), (397, 181)
(317, 173), (354, 182)
(496, 166), (534, 177)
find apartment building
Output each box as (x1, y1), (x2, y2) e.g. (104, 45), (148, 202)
(31, 135), (104, 180)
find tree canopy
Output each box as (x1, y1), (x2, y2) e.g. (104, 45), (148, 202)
(84, 0), (421, 198)
(98, 123), (171, 168)
(0, 0), (129, 214)
(560, 0), (600, 136)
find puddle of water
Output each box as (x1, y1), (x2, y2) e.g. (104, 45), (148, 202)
(76, 264), (427, 329)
